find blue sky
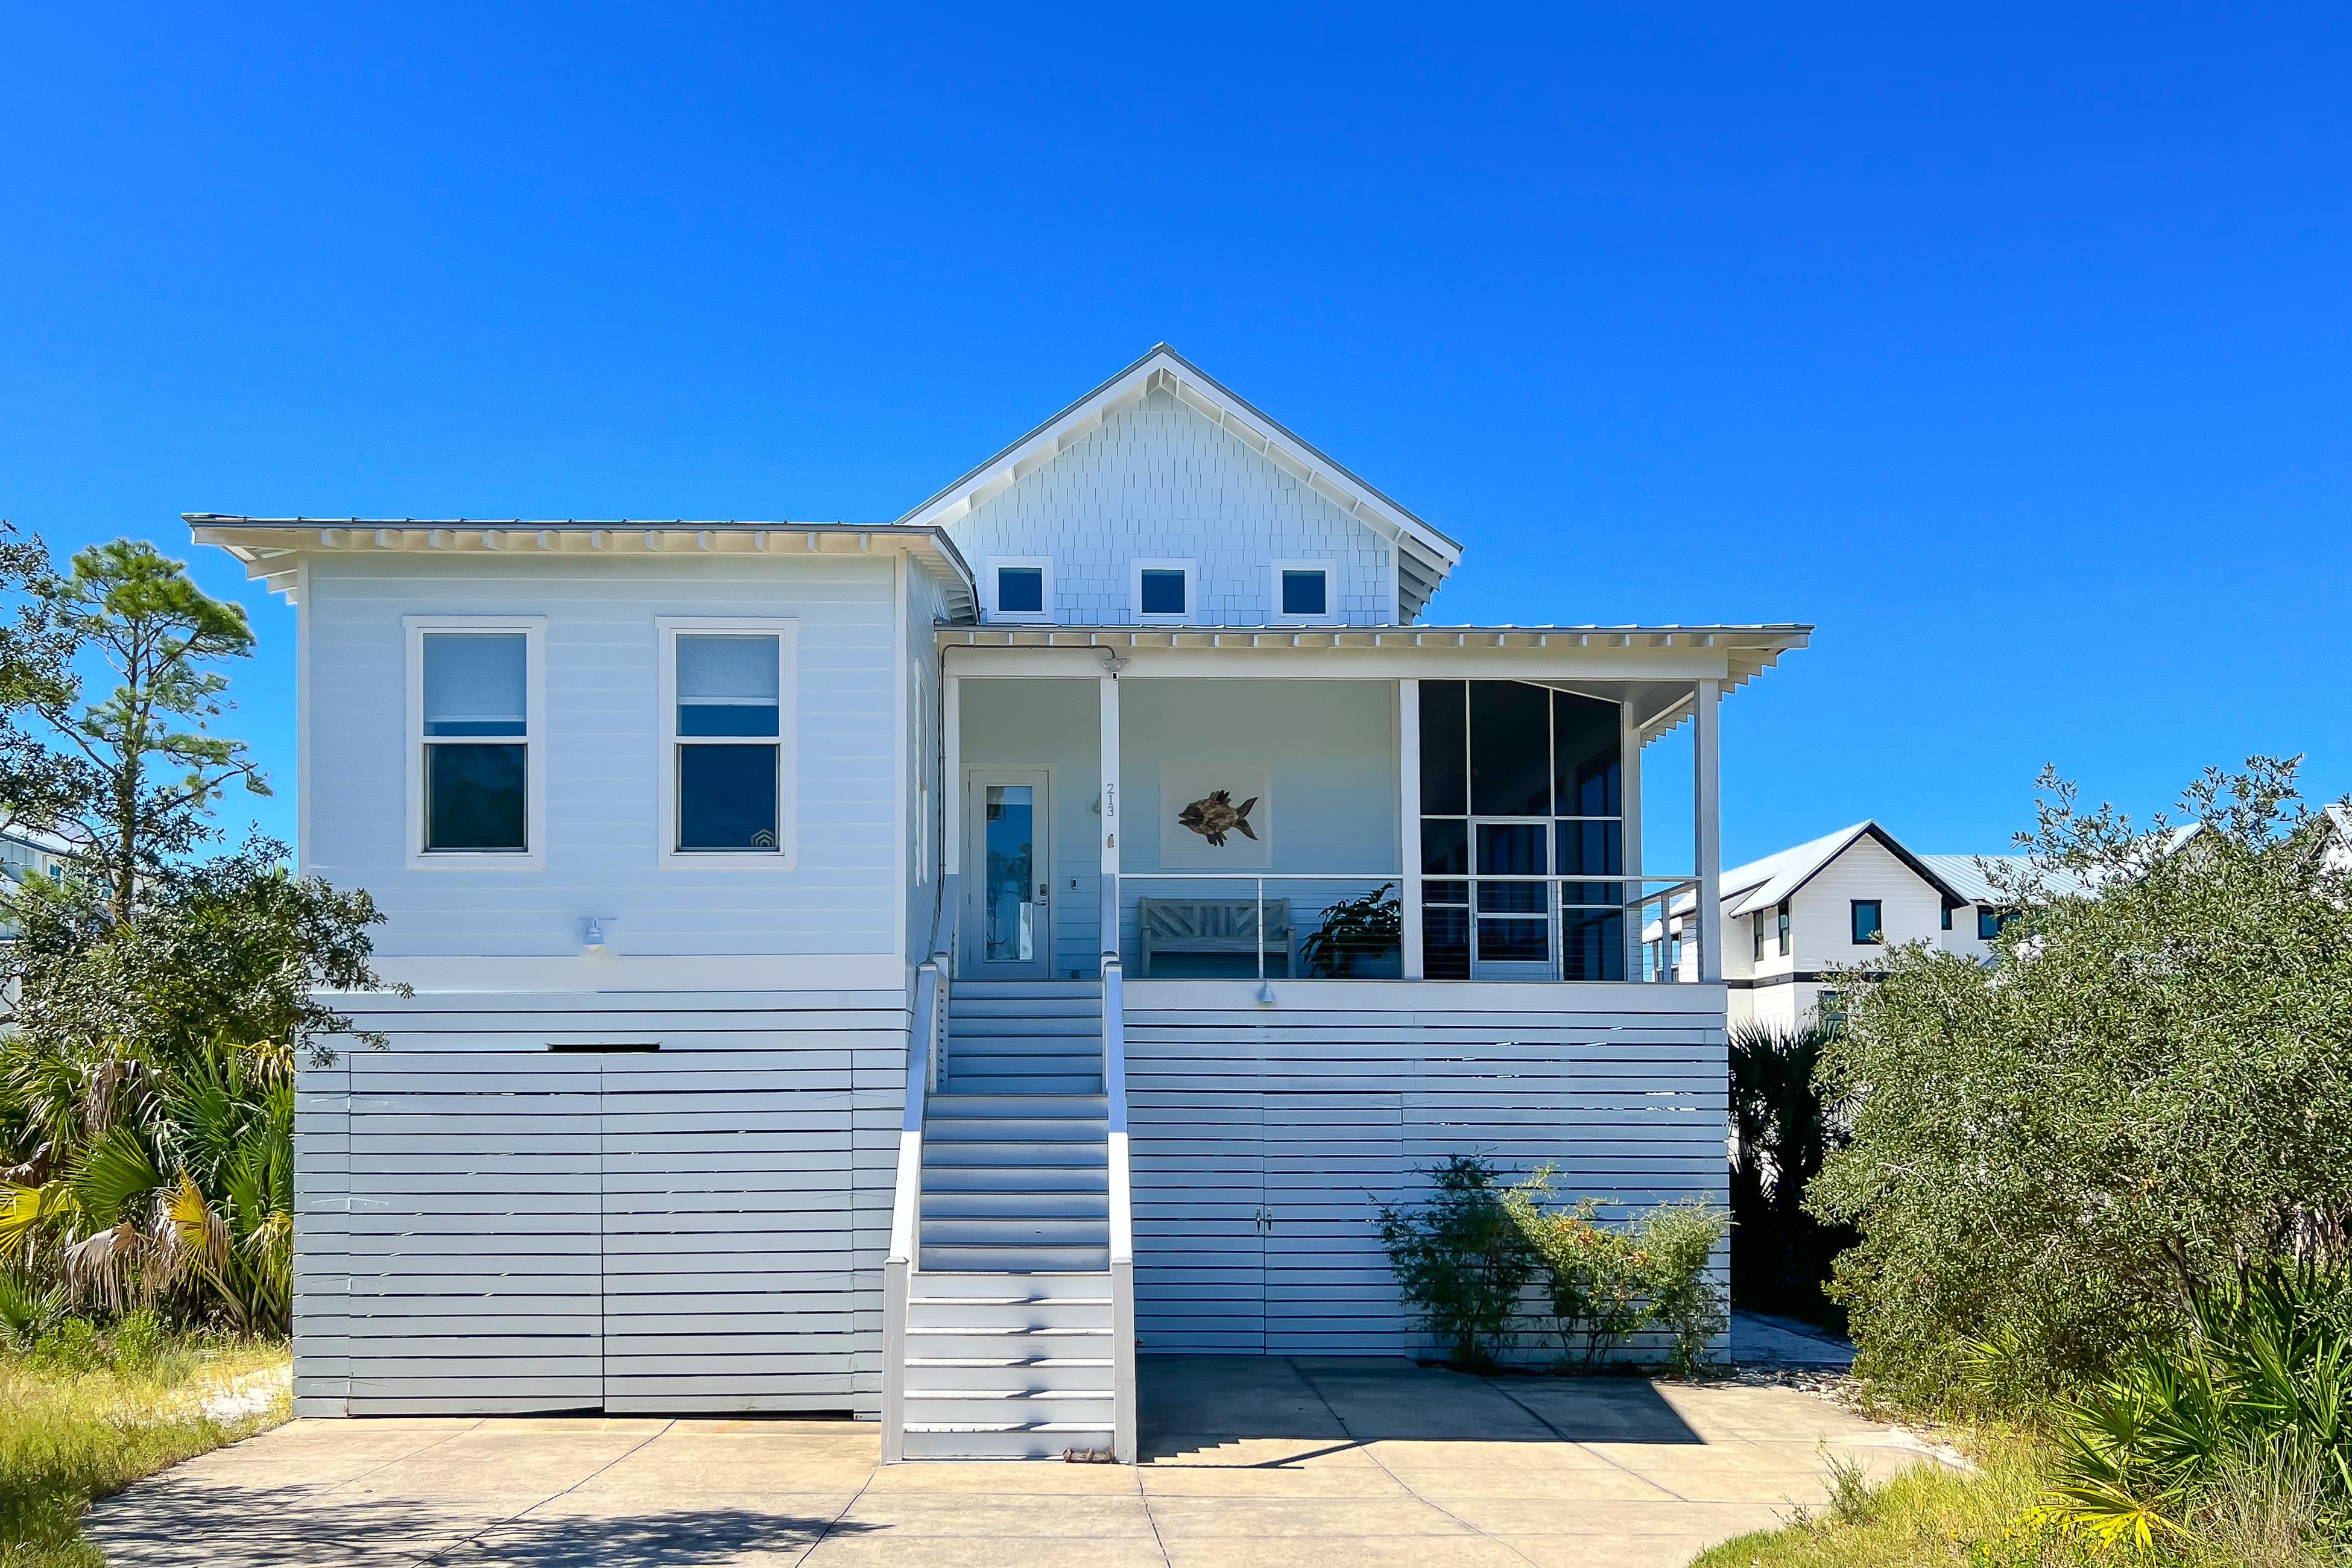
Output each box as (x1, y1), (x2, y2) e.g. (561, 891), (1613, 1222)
(2, 4), (2345, 867)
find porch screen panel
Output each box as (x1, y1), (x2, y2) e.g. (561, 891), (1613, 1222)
(1554, 691), (1625, 981)
(1420, 680), (1625, 980)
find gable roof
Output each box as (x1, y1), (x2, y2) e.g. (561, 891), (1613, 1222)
(1920, 822), (2205, 905)
(1719, 821), (1967, 918)
(894, 344), (1464, 620)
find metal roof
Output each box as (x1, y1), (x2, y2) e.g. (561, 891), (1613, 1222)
(1719, 821), (1967, 918)
(183, 516), (978, 619)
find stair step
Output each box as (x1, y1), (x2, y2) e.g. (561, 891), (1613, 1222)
(948, 1016), (1102, 1039)
(939, 1076), (1105, 1096)
(926, 1093), (1105, 1117)
(905, 1327), (1114, 1357)
(920, 1165), (1108, 1193)
(920, 1191), (1108, 1221)
(905, 1365), (1116, 1391)
(900, 1424), (1116, 1462)
(919, 1244), (1111, 1272)
(908, 1304), (1112, 1333)
(923, 1141), (1106, 1168)
(923, 1118), (1107, 1144)
(904, 1394), (1115, 1426)
(949, 979), (1099, 996)
(921, 1216), (1108, 1244)
(946, 996), (1105, 1019)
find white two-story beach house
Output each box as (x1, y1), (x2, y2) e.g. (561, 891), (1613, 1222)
(196, 346), (1809, 1459)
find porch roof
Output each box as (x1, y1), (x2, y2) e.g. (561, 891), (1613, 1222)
(937, 621), (1810, 705)
(185, 516), (979, 617)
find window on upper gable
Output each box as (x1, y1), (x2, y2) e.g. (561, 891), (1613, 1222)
(1132, 560), (1195, 623)
(1281, 569), (1327, 618)
(1851, 899), (1883, 945)
(997, 567), (1043, 614)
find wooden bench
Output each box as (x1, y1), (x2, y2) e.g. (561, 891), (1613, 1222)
(1138, 897), (1292, 978)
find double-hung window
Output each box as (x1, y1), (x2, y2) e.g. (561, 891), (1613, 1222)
(407, 618), (546, 867)
(659, 620), (796, 867)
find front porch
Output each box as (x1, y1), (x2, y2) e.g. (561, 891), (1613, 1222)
(939, 627), (1775, 992)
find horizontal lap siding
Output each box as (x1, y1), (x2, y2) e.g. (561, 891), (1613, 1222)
(1127, 995), (1727, 1365)
(296, 988), (905, 1417)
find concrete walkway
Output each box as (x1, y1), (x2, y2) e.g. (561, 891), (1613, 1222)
(86, 1357), (1949, 1567)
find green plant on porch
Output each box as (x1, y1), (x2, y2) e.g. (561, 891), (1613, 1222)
(1298, 881), (1402, 978)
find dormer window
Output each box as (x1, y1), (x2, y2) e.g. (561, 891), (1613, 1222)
(1272, 560), (1336, 623)
(1132, 560), (1195, 624)
(988, 559), (1052, 622)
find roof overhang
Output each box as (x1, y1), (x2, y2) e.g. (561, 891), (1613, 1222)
(938, 622), (1810, 736)
(185, 516), (978, 619)
(896, 345), (1465, 621)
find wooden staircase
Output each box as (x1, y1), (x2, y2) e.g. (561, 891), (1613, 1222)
(887, 978), (1133, 1461)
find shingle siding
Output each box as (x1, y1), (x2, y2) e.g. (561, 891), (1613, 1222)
(948, 387), (1397, 625)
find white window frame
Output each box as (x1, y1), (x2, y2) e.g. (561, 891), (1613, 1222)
(404, 616), (548, 872)
(1270, 558), (1339, 625)
(1130, 558), (1197, 625)
(985, 557), (1055, 624)
(656, 617), (799, 871)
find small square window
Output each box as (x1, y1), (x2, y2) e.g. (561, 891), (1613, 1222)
(1978, 907), (2012, 941)
(1139, 569), (1186, 616)
(1281, 569), (1327, 618)
(1850, 899), (1883, 944)
(996, 566), (1045, 615)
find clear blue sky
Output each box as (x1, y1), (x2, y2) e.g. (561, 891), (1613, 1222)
(3, 5), (2345, 868)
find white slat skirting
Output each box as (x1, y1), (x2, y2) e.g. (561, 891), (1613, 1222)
(294, 988), (907, 1418)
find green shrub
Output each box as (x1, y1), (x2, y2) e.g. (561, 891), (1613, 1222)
(1377, 1155), (1533, 1368)
(1638, 1197), (1731, 1374)
(2033, 1263), (2352, 1552)
(1506, 1177), (1647, 1370)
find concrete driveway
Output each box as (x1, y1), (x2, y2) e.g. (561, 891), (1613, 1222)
(86, 1357), (1948, 1567)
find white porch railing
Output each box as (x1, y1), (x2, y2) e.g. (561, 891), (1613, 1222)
(882, 874), (955, 1463)
(1106, 870), (1702, 983)
(1102, 949), (1137, 1464)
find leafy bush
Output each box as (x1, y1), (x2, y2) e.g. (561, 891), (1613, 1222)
(1639, 1198), (1732, 1374)
(1730, 1020), (1855, 1327)
(1506, 1177), (1648, 1370)
(1810, 760), (2352, 1408)
(1300, 883), (1402, 978)
(2032, 1263), (2352, 1552)
(1377, 1155), (1533, 1368)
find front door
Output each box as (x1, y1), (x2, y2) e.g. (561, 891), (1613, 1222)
(963, 771), (1052, 979)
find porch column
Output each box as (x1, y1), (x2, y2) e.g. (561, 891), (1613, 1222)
(1693, 678), (1722, 983)
(1099, 672), (1120, 970)
(1398, 679), (1423, 981)
(1619, 698), (1643, 981)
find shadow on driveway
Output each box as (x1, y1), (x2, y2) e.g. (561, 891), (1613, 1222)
(1139, 1354), (1706, 1462)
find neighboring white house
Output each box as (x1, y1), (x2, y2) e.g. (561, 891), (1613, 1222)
(1714, 819), (2206, 1029)
(194, 344), (1811, 1458)
(0, 824), (68, 943)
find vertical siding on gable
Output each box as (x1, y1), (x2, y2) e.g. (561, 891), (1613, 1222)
(1792, 837), (1949, 970)
(304, 553), (902, 961)
(947, 388), (1397, 626)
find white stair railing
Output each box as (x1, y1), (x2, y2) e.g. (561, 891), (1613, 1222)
(1102, 949), (1137, 1464)
(882, 878), (955, 1462)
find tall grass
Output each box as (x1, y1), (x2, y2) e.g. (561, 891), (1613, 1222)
(0, 1329), (287, 1568)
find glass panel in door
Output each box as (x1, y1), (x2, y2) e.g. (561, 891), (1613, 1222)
(964, 771), (1052, 979)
